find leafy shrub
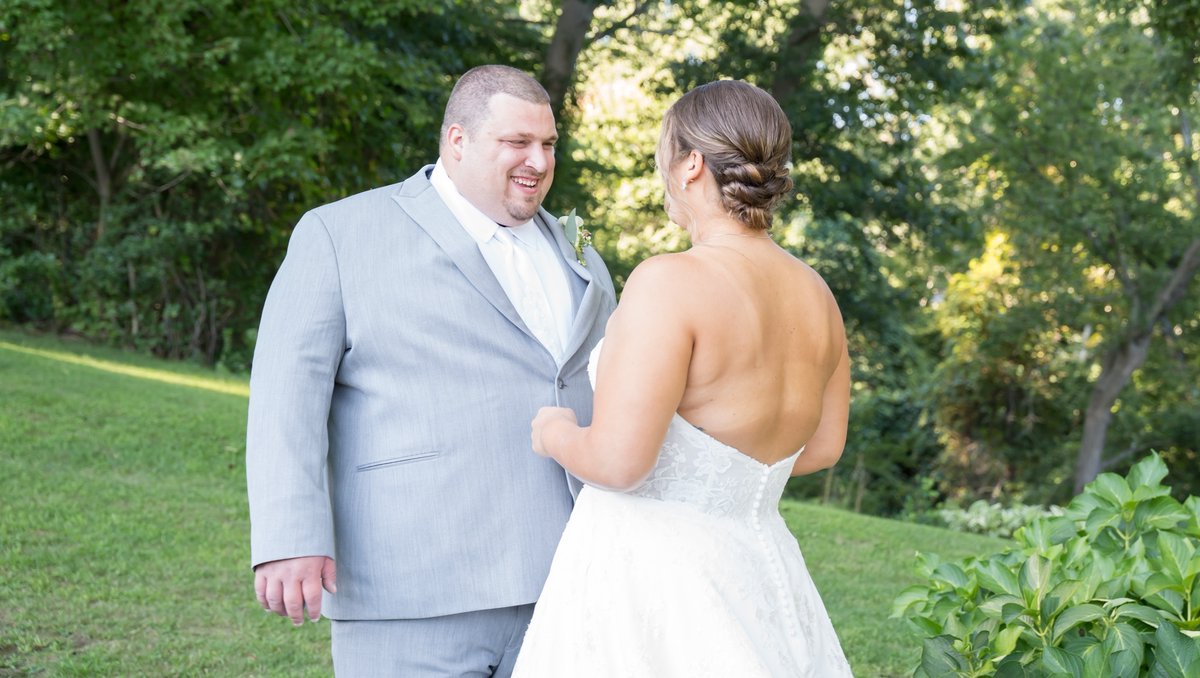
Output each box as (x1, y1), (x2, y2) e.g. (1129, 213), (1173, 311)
(936, 500), (1065, 539)
(893, 453), (1200, 677)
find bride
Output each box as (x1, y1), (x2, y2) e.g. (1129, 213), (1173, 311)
(512, 79), (854, 677)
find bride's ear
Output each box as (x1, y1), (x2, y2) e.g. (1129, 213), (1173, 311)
(684, 150), (705, 185)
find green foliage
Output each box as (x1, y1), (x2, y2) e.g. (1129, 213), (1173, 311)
(0, 1), (542, 366)
(2, 0), (1196, 515)
(894, 454), (1200, 677)
(936, 500), (1065, 539)
(928, 0), (1200, 499)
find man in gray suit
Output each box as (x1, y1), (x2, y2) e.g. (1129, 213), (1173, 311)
(246, 65), (615, 676)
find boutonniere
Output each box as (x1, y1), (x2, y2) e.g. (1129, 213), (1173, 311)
(557, 208), (592, 267)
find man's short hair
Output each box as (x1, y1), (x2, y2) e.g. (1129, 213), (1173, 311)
(441, 65), (552, 142)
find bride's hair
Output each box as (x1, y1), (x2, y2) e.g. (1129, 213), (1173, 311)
(658, 80), (794, 231)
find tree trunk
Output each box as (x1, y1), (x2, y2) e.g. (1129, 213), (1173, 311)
(769, 0), (833, 107)
(1073, 237), (1200, 493)
(542, 0), (599, 120)
(87, 127), (112, 241)
(1074, 332), (1152, 493)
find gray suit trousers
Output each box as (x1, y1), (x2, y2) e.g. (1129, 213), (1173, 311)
(331, 605), (535, 677)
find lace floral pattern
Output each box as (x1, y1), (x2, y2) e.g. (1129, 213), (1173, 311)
(627, 414), (801, 518)
(514, 339), (853, 677)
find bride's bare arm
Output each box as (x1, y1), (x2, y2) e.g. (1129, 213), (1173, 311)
(532, 255), (694, 490)
(790, 341), (849, 476)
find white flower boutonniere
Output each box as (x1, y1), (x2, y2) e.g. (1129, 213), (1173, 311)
(558, 208), (592, 267)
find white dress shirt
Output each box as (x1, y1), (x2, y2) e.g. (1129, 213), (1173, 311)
(429, 161), (574, 361)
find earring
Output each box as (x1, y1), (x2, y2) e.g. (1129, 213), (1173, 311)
(681, 180), (688, 190)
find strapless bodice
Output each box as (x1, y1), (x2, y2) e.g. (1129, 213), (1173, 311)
(587, 340), (802, 518)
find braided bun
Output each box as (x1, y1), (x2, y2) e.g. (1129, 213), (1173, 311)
(715, 161), (794, 231)
(659, 80), (793, 230)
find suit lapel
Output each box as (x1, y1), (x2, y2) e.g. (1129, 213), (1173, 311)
(534, 209), (605, 362)
(391, 168), (531, 338)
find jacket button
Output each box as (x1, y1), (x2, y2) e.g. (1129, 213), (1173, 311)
(557, 378), (566, 389)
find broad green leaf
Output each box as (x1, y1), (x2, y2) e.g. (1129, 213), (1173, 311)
(943, 609), (978, 640)
(1145, 589), (1185, 620)
(911, 615), (944, 636)
(1017, 519), (1054, 551)
(1042, 580), (1083, 624)
(1113, 602), (1167, 628)
(1135, 496), (1189, 531)
(995, 624), (1024, 657)
(916, 551), (944, 578)
(1103, 622), (1144, 666)
(1003, 601), (1031, 625)
(1074, 633), (1114, 678)
(1151, 622), (1200, 678)
(1095, 571), (1133, 601)
(1133, 483), (1173, 503)
(1155, 532), (1197, 584)
(1079, 642), (1107, 678)
(933, 562), (973, 592)
(970, 628), (992, 654)
(1145, 572), (1181, 597)
(978, 560), (1022, 597)
(561, 208), (579, 241)
(893, 586), (930, 617)
(1084, 508), (1121, 539)
(994, 658), (1029, 678)
(920, 635), (969, 677)
(1108, 649), (1141, 678)
(1089, 473), (1133, 510)
(1020, 555), (1052, 608)
(1052, 604), (1105, 643)
(1128, 453), (1169, 490)
(1043, 645), (1085, 677)
(1191, 576), (1200, 616)
(1184, 497), (1200, 536)
(1066, 492), (1108, 523)
(980, 594), (1026, 618)
(1047, 515), (1083, 545)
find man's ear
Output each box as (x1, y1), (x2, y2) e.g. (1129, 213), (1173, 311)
(445, 124), (467, 161)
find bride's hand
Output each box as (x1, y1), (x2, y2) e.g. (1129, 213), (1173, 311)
(531, 406), (578, 458)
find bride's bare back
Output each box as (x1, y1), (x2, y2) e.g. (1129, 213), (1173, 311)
(674, 238), (848, 470)
(530, 79), (848, 489)
(570, 234), (849, 488)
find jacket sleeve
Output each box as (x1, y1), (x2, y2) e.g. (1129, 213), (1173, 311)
(245, 210), (344, 568)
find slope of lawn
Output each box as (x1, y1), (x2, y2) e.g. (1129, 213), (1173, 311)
(0, 328), (1004, 676)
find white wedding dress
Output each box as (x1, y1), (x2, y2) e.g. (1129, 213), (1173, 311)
(513, 340), (853, 677)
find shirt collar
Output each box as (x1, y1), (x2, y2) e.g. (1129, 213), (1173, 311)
(429, 160), (537, 245)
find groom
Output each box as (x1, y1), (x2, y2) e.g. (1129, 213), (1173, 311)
(245, 65), (615, 676)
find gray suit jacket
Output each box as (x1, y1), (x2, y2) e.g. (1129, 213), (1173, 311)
(246, 165), (616, 619)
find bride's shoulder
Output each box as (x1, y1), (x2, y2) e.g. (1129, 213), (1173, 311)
(628, 251), (709, 281)
(622, 252), (707, 297)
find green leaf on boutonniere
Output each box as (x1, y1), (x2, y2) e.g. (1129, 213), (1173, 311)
(557, 208), (592, 267)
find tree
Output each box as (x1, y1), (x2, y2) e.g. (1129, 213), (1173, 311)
(938, 0), (1200, 496)
(0, 1), (542, 366)
(550, 0), (1024, 512)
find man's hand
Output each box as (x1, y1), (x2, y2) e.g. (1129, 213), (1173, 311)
(254, 556), (337, 626)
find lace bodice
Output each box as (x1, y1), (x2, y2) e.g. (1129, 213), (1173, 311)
(513, 339), (852, 677)
(587, 340), (803, 518)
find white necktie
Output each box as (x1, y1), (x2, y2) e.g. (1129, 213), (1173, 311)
(495, 227), (562, 358)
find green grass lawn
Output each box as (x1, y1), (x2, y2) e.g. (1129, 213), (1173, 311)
(0, 327), (1006, 676)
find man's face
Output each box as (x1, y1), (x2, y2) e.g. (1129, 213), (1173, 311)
(445, 93), (558, 226)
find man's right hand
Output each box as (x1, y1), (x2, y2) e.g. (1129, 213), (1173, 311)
(254, 556), (337, 626)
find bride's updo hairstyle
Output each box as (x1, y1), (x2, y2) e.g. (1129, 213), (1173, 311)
(659, 80), (794, 231)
